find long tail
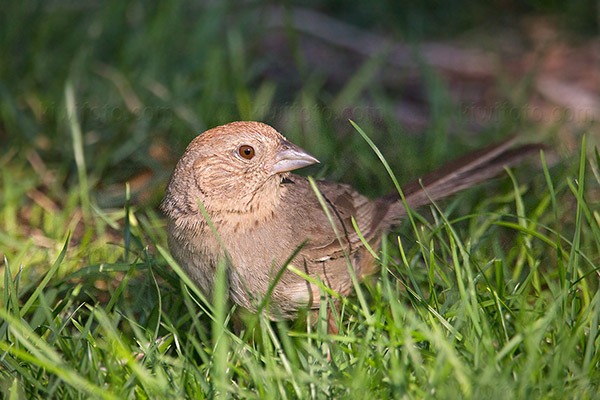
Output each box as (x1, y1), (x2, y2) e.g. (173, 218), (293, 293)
(381, 136), (544, 223)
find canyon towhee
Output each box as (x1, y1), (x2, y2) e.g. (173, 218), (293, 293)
(161, 121), (542, 321)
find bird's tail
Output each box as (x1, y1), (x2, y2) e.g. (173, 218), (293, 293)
(381, 136), (544, 223)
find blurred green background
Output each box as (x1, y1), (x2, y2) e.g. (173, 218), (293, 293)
(2, 1), (600, 398)
(2, 0), (595, 207)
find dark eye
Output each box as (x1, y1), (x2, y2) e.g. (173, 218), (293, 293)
(238, 145), (255, 159)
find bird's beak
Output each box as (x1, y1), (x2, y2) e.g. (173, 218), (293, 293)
(270, 139), (319, 174)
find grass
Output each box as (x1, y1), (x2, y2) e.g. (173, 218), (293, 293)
(2, 1), (600, 399)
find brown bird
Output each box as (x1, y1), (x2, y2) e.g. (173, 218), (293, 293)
(161, 121), (541, 322)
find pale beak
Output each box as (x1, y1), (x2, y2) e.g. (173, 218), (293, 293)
(270, 139), (319, 174)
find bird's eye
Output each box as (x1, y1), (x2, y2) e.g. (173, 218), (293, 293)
(238, 145), (255, 160)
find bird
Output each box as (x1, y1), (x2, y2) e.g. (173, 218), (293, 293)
(161, 121), (542, 324)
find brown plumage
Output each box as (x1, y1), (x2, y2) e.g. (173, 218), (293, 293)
(161, 121), (542, 320)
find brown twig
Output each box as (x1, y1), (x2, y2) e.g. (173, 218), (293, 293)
(267, 6), (496, 79)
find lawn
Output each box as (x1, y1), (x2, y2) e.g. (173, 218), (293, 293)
(1, 1), (599, 398)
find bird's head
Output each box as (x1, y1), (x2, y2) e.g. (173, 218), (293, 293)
(162, 121), (319, 219)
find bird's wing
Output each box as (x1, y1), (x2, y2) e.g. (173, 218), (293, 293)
(281, 175), (389, 268)
(273, 174), (388, 304)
